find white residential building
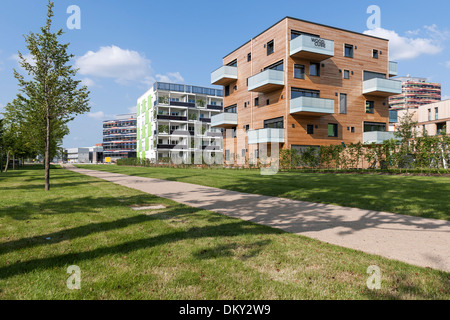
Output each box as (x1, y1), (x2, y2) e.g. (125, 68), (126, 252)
(136, 82), (224, 163)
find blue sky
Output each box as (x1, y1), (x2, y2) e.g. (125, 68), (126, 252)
(0, 0), (449, 148)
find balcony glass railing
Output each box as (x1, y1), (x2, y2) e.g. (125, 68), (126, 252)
(211, 112), (238, 128)
(389, 61), (398, 77)
(363, 78), (402, 97)
(290, 35), (334, 61)
(290, 96), (334, 115)
(211, 65), (238, 86)
(363, 131), (398, 144)
(248, 128), (285, 145)
(248, 69), (284, 93)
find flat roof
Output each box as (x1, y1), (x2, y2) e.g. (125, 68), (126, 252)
(224, 16), (388, 59)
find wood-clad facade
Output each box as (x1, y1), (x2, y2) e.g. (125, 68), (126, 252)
(212, 17), (400, 163)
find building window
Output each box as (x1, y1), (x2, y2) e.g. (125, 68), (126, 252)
(345, 44), (354, 58)
(343, 70), (350, 79)
(225, 150), (230, 161)
(267, 40), (274, 55)
(225, 85), (230, 97)
(255, 97), (259, 106)
(294, 64), (305, 79)
(264, 117), (284, 129)
(435, 107), (439, 120)
(339, 93), (347, 114)
(428, 109), (432, 121)
(291, 88), (320, 99)
(244, 102), (247, 108)
(247, 53), (252, 62)
(225, 104), (237, 113)
(264, 60), (284, 71)
(373, 49), (379, 59)
(364, 122), (386, 132)
(310, 63), (320, 76)
(328, 124), (338, 137)
(366, 101), (375, 114)
(351, 127), (355, 133)
(245, 124), (249, 132)
(307, 124), (314, 135)
(266, 99), (270, 106)
(227, 59), (237, 67)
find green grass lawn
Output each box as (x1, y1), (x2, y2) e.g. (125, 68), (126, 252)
(0, 165), (448, 300)
(76, 165), (450, 221)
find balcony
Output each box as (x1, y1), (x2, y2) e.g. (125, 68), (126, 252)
(169, 101), (196, 108)
(248, 128), (285, 145)
(247, 69), (284, 93)
(211, 112), (238, 129)
(206, 105), (223, 111)
(211, 66), (238, 86)
(290, 96), (335, 116)
(157, 115), (188, 121)
(363, 131), (398, 145)
(157, 144), (188, 150)
(389, 61), (398, 77)
(290, 35), (334, 61)
(362, 78), (402, 97)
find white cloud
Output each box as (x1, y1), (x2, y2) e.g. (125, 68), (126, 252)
(75, 45), (153, 85)
(364, 26), (444, 60)
(10, 53), (36, 67)
(155, 72), (184, 83)
(80, 77), (98, 88)
(87, 111), (114, 120)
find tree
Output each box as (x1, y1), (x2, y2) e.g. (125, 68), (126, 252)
(395, 110), (418, 154)
(13, 1), (90, 190)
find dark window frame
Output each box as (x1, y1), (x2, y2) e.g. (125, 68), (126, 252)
(344, 44), (354, 58)
(343, 70), (350, 79)
(328, 123), (338, 137)
(267, 40), (274, 56)
(264, 116), (284, 129)
(310, 62), (320, 77)
(366, 101), (375, 114)
(339, 93), (347, 114)
(294, 64), (305, 79)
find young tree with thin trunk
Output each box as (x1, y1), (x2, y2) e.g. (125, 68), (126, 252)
(13, 1), (90, 190)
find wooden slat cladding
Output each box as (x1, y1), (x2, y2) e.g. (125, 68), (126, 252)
(219, 17), (392, 159)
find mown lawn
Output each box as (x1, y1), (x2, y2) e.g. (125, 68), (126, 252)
(0, 166), (448, 300)
(76, 165), (450, 221)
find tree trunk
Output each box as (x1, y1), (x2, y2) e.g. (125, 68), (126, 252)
(4, 150), (10, 173)
(13, 153), (15, 171)
(45, 111), (51, 191)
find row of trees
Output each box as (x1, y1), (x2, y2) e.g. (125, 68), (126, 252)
(0, 1), (90, 190)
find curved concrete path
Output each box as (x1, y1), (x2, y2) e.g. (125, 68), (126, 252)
(65, 165), (450, 272)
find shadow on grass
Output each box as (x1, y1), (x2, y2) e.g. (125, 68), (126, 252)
(0, 212), (279, 280)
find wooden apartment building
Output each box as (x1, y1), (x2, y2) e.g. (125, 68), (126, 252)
(210, 16), (401, 163)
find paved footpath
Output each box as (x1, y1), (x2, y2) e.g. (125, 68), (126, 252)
(66, 165), (450, 272)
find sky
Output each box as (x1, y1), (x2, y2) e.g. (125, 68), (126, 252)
(0, 0), (449, 148)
